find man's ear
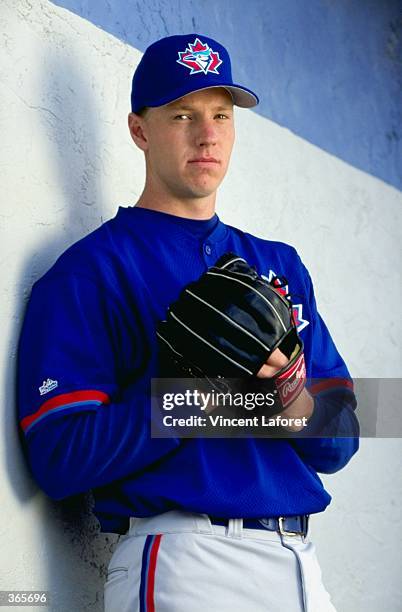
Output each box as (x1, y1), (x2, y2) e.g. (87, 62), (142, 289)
(128, 112), (148, 151)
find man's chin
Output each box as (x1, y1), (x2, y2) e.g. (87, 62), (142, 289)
(187, 187), (219, 199)
(186, 178), (223, 198)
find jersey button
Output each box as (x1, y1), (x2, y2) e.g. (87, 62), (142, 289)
(204, 244), (212, 255)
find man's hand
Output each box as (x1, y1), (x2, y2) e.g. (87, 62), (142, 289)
(257, 348), (314, 431)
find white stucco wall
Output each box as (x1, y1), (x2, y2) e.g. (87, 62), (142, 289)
(1, 1), (401, 610)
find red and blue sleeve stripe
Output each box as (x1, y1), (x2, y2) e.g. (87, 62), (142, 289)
(20, 390), (111, 435)
(140, 534), (163, 612)
(308, 377), (354, 395)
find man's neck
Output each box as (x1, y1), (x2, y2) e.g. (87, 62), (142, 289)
(135, 186), (216, 220)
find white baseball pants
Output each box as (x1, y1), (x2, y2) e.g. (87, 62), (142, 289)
(104, 510), (337, 612)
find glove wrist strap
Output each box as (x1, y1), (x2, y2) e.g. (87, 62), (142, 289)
(273, 350), (306, 409)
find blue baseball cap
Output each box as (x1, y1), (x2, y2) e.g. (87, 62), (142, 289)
(131, 34), (259, 113)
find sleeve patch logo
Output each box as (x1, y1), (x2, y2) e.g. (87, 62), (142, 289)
(177, 38), (223, 75)
(261, 270), (310, 333)
(39, 378), (58, 395)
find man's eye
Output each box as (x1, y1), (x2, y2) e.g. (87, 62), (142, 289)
(174, 114), (191, 120)
(216, 114), (229, 120)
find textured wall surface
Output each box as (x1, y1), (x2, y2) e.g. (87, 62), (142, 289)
(1, 1), (401, 611)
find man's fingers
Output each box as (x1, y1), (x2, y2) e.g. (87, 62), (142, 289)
(256, 363), (279, 378)
(256, 348), (289, 378)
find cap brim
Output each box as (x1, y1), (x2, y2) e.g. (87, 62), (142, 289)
(221, 84), (259, 108)
(140, 83), (259, 112)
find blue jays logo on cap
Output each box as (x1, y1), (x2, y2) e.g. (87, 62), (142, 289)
(176, 38), (223, 75)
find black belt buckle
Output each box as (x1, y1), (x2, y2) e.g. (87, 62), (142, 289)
(278, 515), (309, 537)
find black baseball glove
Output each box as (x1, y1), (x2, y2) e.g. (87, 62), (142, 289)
(157, 252), (306, 413)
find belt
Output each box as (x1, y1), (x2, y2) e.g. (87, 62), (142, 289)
(209, 515), (309, 537)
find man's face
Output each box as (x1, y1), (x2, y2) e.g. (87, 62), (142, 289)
(136, 87), (235, 200)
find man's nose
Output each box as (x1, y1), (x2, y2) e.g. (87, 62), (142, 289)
(195, 119), (217, 147)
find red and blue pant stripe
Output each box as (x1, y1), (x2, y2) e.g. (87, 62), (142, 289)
(139, 534), (162, 612)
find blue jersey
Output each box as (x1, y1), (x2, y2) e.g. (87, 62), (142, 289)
(17, 206), (359, 533)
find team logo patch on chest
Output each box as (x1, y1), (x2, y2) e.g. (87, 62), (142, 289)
(261, 270), (310, 333)
(177, 38), (223, 75)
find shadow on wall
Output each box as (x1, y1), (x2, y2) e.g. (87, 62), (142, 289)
(7, 51), (117, 611)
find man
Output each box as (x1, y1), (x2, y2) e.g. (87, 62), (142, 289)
(18, 34), (359, 611)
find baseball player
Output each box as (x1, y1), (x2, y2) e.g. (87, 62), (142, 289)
(17, 34), (359, 612)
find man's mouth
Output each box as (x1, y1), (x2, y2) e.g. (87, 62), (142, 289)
(188, 157), (220, 165)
